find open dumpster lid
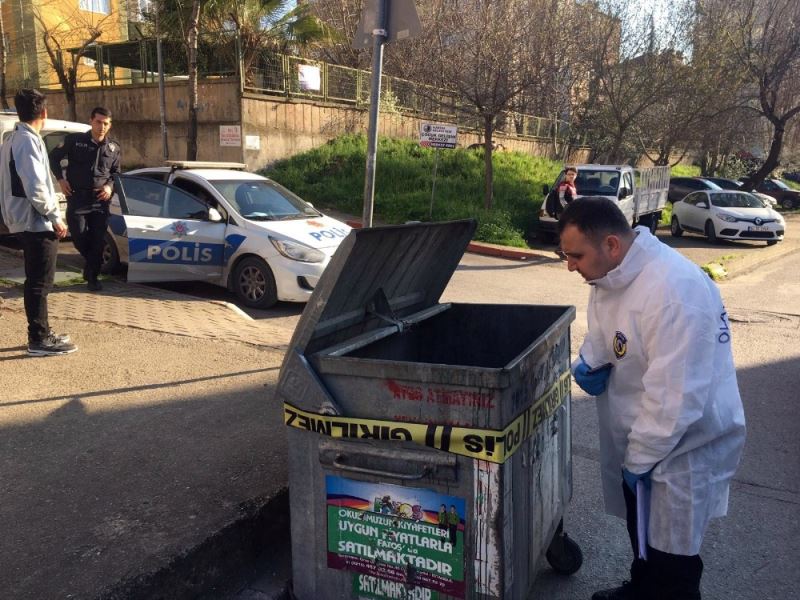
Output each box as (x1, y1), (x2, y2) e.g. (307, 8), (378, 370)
(288, 219), (477, 357)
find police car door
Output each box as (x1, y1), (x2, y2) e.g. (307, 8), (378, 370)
(116, 175), (226, 282)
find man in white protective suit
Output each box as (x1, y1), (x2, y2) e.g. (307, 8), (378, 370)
(557, 197), (746, 600)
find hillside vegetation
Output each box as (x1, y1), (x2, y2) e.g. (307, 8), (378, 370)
(263, 135), (562, 247)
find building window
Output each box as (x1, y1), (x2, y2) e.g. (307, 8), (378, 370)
(79, 0), (111, 14)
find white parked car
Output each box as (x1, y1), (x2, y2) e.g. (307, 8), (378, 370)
(0, 112), (90, 235)
(670, 190), (785, 245)
(104, 161), (351, 308)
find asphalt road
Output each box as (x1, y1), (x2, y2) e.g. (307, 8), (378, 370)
(234, 219), (799, 599)
(2, 216), (797, 600)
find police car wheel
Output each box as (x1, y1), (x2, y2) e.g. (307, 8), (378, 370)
(100, 232), (120, 274)
(233, 256), (278, 309)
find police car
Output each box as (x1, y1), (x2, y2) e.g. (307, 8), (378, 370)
(104, 161), (351, 308)
(0, 112), (90, 235)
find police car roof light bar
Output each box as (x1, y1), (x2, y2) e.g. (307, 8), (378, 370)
(164, 160), (248, 171)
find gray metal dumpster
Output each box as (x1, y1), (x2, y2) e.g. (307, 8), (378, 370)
(276, 220), (581, 600)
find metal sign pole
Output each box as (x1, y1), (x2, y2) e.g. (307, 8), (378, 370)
(429, 148), (440, 219)
(362, 0), (387, 228)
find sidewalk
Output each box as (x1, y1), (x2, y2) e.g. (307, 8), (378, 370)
(0, 245), (296, 600)
(1, 212), (795, 599)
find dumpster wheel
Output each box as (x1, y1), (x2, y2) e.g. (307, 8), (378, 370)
(546, 520), (583, 575)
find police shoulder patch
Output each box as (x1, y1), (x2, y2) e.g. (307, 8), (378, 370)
(613, 331), (627, 359)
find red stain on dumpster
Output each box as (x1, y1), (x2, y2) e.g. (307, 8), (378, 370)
(385, 380), (496, 409)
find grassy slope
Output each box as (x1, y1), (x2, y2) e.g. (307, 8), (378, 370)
(262, 135), (562, 247)
(263, 137), (765, 244)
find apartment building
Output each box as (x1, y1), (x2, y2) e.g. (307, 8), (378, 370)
(1, 0), (132, 90)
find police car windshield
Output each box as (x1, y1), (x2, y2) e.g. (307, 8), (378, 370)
(210, 180), (322, 221)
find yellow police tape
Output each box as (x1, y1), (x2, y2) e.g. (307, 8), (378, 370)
(284, 370), (570, 464)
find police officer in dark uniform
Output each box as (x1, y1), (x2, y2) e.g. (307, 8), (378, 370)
(49, 106), (120, 291)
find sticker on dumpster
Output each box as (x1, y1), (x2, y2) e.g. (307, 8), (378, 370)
(327, 476), (465, 598)
(472, 460), (501, 596)
(353, 574), (439, 599)
(284, 370), (570, 464)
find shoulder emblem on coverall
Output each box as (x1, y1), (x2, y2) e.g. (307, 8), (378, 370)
(613, 331), (627, 359)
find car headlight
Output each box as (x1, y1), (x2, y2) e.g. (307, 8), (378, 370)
(716, 212), (737, 222)
(269, 237), (326, 263)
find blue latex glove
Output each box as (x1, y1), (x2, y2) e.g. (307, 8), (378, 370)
(623, 467), (653, 493)
(573, 355), (613, 396)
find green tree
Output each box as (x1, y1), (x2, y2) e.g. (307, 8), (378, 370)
(146, 0), (326, 159)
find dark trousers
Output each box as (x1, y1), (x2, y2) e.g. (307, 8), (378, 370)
(66, 207), (108, 279)
(18, 231), (59, 343)
(623, 481), (704, 600)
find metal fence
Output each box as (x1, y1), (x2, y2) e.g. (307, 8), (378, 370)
(24, 37), (571, 141)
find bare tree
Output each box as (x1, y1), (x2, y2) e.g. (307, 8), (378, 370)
(574, 0), (695, 164)
(31, 1), (112, 121)
(634, 28), (745, 167)
(395, 0), (552, 210)
(713, 0), (800, 186)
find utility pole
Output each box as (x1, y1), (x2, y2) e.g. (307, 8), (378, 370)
(354, 0), (420, 228)
(361, 0), (386, 228)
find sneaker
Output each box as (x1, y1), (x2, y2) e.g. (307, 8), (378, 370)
(29, 330), (72, 346)
(49, 329), (71, 344)
(591, 581), (636, 600)
(28, 334), (78, 356)
(87, 278), (103, 291)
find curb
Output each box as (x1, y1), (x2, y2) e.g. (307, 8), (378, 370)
(344, 220), (554, 262)
(466, 241), (550, 261)
(97, 489), (291, 600)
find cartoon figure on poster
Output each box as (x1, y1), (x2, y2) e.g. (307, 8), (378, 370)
(437, 504), (447, 537)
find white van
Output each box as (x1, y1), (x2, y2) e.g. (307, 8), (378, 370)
(0, 111), (91, 235)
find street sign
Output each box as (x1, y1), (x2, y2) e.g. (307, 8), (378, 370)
(419, 122), (458, 149)
(353, 0), (422, 49)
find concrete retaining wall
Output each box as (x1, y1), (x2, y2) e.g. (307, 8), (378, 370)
(43, 80), (591, 170)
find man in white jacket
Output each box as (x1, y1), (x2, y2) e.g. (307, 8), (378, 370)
(0, 89), (76, 355)
(557, 198), (745, 600)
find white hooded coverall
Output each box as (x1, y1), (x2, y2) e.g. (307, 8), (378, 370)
(575, 227), (746, 556)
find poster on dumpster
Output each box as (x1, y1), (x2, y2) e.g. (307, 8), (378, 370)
(353, 573), (439, 599)
(326, 475), (465, 598)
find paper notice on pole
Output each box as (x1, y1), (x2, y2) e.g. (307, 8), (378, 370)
(636, 480), (650, 560)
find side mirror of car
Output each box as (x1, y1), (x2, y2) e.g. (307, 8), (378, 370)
(208, 207), (223, 222)
(618, 187), (630, 199)
(542, 184), (550, 195)
(697, 202), (708, 209)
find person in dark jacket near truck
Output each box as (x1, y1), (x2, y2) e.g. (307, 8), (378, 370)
(49, 106), (120, 291)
